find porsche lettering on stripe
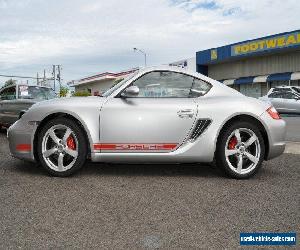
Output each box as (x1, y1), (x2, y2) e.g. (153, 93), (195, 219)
(94, 143), (177, 151)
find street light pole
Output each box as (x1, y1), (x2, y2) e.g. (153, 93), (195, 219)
(133, 48), (147, 67)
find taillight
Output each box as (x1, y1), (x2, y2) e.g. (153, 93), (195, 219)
(266, 106), (281, 120)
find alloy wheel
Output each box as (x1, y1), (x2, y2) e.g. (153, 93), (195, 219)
(224, 128), (261, 175)
(41, 124), (79, 172)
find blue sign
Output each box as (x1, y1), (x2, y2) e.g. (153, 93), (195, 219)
(240, 232), (296, 246)
(231, 31), (300, 56)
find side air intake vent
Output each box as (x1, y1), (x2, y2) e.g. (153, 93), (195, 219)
(190, 119), (211, 140)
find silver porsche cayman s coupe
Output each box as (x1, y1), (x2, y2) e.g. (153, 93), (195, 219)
(7, 66), (286, 178)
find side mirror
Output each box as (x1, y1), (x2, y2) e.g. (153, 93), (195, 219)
(121, 86), (139, 97)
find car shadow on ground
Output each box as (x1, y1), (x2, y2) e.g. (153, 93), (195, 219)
(10, 161), (278, 183)
(82, 161), (223, 178)
(10, 159), (226, 178)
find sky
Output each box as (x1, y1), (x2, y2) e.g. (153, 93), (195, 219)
(0, 0), (299, 86)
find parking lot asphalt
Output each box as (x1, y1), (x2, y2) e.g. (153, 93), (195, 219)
(0, 131), (299, 249)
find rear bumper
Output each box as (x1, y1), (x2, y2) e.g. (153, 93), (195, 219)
(7, 119), (37, 162)
(260, 111), (286, 160)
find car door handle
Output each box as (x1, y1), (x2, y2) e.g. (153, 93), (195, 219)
(177, 109), (194, 118)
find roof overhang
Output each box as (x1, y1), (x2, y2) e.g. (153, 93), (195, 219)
(197, 30), (300, 66)
(71, 68), (139, 87)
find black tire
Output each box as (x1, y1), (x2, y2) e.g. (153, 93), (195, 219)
(37, 117), (88, 177)
(215, 121), (265, 179)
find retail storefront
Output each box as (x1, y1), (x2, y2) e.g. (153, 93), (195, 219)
(196, 30), (300, 97)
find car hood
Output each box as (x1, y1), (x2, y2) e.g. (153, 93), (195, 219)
(21, 96), (107, 122)
(30, 96), (106, 108)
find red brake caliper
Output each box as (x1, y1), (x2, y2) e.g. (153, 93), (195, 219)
(66, 136), (76, 150)
(228, 136), (238, 150)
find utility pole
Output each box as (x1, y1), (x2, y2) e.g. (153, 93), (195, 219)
(52, 65), (62, 93)
(57, 65), (61, 94)
(52, 65), (56, 92)
(43, 69), (46, 86)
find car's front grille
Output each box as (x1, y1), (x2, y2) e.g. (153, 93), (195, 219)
(190, 119), (211, 140)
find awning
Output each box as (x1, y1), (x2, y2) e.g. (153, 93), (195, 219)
(221, 71), (299, 86)
(267, 72), (292, 82)
(253, 75), (268, 83)
(235, 76), (255, 85)
(223, 79), (235, 85)
(291, 72), (300, 80)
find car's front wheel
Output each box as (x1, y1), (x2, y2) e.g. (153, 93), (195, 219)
(216, 121), (265, 179)
(37, 117), (88, 177)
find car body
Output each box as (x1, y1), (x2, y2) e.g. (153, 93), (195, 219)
(260, 91), (300, 114)
(0, 84), (57, 127)
(7, 66), (286, 178)
(267, 86), (300, 96)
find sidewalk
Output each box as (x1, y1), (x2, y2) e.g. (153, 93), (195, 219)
(284, 142), (300, 155)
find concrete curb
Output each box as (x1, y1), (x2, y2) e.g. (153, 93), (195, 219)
(284, 141), (300, 155)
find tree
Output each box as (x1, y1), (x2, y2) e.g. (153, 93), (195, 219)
(59, 86), (69, 97)
(4, 79), (16, 87)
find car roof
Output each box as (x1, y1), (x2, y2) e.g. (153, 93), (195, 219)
(0, 84), (53, 91)
(272, 86), (299, 89)
(270, 90), (300, 96)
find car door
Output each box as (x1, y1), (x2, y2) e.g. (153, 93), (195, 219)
(99, 71), (200, 153)
(281, 92), (300, 113)
(0, 88), (7, 125)
(1, 86), (18, 125)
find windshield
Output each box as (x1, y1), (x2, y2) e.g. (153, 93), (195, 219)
(18, 85), (57, 100)
(292, 87), (300, 94)
(102, 71), (139, 97)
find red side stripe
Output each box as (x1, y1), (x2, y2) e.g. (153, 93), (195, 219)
(93, 143), (177, 151)
(16, 144), (31, 151)
(162, 144), (178, 149)
(94, 144), (116, 150)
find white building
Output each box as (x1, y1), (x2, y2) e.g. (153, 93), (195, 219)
(168, 57), (196, 72)
(71, 68), (138, 96)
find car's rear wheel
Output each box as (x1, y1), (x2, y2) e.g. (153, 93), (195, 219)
(37, 117), (88, 177)
(216, 121), (265, 179)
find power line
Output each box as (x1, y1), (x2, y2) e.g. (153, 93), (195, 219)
(0, 73), (53, 80)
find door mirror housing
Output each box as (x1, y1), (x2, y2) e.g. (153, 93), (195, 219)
(121, 86), (139, 97)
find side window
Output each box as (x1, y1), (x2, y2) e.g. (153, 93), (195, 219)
(269, 92), (281, 98)
(291, 87), (300, 94)
(4, 87), (16, 100)
(190, 78), (212, 97)
(130, 71), (211, 98)
(282, 92), (296, 99)
(132, 71), (194, 98)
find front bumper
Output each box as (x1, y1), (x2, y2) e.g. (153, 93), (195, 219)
(260, 111), (286, 160)
(7, 119), (37, 162)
